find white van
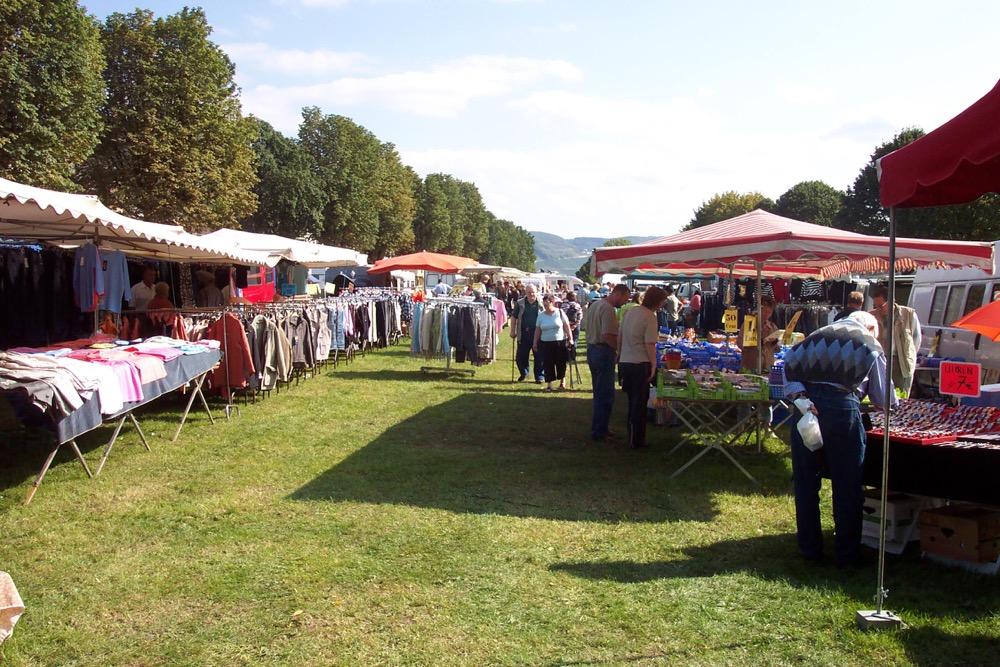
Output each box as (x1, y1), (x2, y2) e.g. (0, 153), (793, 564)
(908, 241), (1000, 370)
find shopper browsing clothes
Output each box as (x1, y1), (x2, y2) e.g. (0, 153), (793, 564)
(869, 284), (921, 397)
(533, 294), (574, 392)
(783, 312), (896, 568)
(584, 284), (630, 441)
(511, 285), (542, 383)
(618, 286), (669, 449)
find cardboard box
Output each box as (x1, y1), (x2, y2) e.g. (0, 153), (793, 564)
(919, 505), (1000, 563)
(862, 491), (922, 542)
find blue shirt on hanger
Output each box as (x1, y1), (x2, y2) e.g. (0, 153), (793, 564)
(72, 243), (104, 313)
(98, 249), (132, 314)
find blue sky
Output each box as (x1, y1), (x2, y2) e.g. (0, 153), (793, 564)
(83, 0), (1000, 237)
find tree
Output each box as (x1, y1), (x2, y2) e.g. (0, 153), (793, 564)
(413, 173), (454, 252)
(371, 146), (416, 259)
(577, 238), (630, 282)
(80, 8), (257, 231)
(685, 191), (775, 230)
(0, 0), (104, 190)
(298, 107), (384, 252)
(774, 180), (844, 226)
(837, 128), (1000, 240)
(241, 118), (326, 239)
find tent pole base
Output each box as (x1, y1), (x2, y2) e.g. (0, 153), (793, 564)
(856, 610), (903, 631)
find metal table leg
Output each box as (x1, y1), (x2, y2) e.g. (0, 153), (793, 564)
(24, 439), (93, 505)
(172, 372), (213, 442)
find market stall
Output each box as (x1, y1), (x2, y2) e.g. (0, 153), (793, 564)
(870, 78), (1000, 587)
(198, 228), (368, 268)
(593, 210), (992, 487)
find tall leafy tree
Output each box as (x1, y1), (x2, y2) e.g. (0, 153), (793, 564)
(371, 145), (416, 258)
(837, 128), (1000, 239)
(241, 117), (326, 239)
(774, 180), (844, 226)
(80, 8), (257, 231)
(0, 0), (104, 190)
(413, 173), (454, 252)
(458, 180), (490, 259)
(685, 191), (775, 230)
(298, 107), (383, 252)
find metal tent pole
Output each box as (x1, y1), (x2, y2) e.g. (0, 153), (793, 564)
(858, 207), (903, 630)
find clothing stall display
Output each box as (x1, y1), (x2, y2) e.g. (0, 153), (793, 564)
(1, 335), (221, 502)
(411, 298), (497, 368)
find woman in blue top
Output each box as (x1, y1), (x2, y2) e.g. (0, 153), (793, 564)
(533, 294), (574, 392)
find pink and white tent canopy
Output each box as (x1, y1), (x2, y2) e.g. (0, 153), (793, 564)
(593, 209), (992, 276)
(0, 177), (275, 266)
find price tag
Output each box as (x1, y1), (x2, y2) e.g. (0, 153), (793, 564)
(940, 361), (981, 397)
(742, 314), (758, 347)
(782, 310), (803, 346)
(723, 307), (739, 333)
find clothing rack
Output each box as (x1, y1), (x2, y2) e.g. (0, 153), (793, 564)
(415, 297), (494, 377)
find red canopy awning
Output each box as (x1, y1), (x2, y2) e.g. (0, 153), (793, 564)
(368, 250), (476, 275)
(878, 79), (1000, 208)
(593, 209), (992, 275)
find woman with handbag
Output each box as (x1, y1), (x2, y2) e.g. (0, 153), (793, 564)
(533, 293), (574, 392)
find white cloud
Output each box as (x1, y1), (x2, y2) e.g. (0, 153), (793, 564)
(223, 42), (367, 77)
(239, 55), (583, 132)
(400, 89), (897, 237)
(246, 15), (273, 32)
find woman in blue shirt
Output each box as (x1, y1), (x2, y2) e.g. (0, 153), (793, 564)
(533, 294), (574, 392)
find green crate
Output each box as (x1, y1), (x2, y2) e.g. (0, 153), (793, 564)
(657, 369), (692, 398)
(730, 375), (769, 401)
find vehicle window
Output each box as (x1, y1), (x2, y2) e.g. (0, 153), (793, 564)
(964, 283), (987, 316)
(991, 283), (1000, 303)
(943, 285), (966, 326)
(928, 285), (949, 325)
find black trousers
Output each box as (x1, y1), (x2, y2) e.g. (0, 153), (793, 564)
(516, 334), (541, 379)
(620, 362), (651, 447)
(539, 339), (567, 383)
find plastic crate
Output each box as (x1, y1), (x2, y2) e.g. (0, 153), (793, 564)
(730, 375), (770, 402)
(657, 370), (692, 399)
(690, 377), (730, 400)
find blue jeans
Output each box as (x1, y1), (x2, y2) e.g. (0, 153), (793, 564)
(587, 344), (616, 439)
(789, 383), (866, 564)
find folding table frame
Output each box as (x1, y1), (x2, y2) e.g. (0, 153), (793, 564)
(24, 366), (216, 505)
(665, 398), (773, 484)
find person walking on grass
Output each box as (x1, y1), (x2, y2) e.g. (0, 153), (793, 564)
(533, 293), (574, 392)
(618, 285), (669, 449)
(511, 285), (542, 383)
(585, 283), (630, 441)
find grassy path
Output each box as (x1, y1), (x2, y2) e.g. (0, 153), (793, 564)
(1, 341), (998, 665)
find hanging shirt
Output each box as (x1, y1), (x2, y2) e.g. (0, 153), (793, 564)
(72, 243), (104, 313)
(99, 250), (132, 314)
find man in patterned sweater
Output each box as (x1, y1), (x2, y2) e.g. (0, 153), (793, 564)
(783, 312), (896, 568)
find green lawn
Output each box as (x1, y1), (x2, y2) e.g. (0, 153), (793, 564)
(1, 341), (998, 665)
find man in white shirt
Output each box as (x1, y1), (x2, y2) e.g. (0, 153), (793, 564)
(130, 265), (157, 311)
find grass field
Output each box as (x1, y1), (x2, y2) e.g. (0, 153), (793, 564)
(1, 340), (998, 665)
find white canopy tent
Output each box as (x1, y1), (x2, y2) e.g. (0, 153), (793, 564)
(199, 228), (367, 268)
(0, 177), (276, 266)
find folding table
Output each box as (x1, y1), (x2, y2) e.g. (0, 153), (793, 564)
(2, 350), (220, 504)
(665, 397), (772, 484)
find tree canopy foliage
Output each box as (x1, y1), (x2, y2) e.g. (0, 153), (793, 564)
(836, 128), (1000, 240)
(0, 0), (105, 190)
(774, 180), (844, 226)
(80, 8), (258, 232)
(685, 191), (775, 230)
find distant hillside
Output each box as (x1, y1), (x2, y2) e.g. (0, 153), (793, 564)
(531, 232), (656, 275)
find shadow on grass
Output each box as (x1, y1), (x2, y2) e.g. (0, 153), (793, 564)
(551, 532), (1000, 659)
(0, 393), (220, 498)
(327, 368), (518, 386)
(292, 391), (789, 523)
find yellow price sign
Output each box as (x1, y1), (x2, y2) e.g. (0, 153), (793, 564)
(743, 314), (758, 347)
(782, 310), (803, 346)
(723, 307), (739, 333)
